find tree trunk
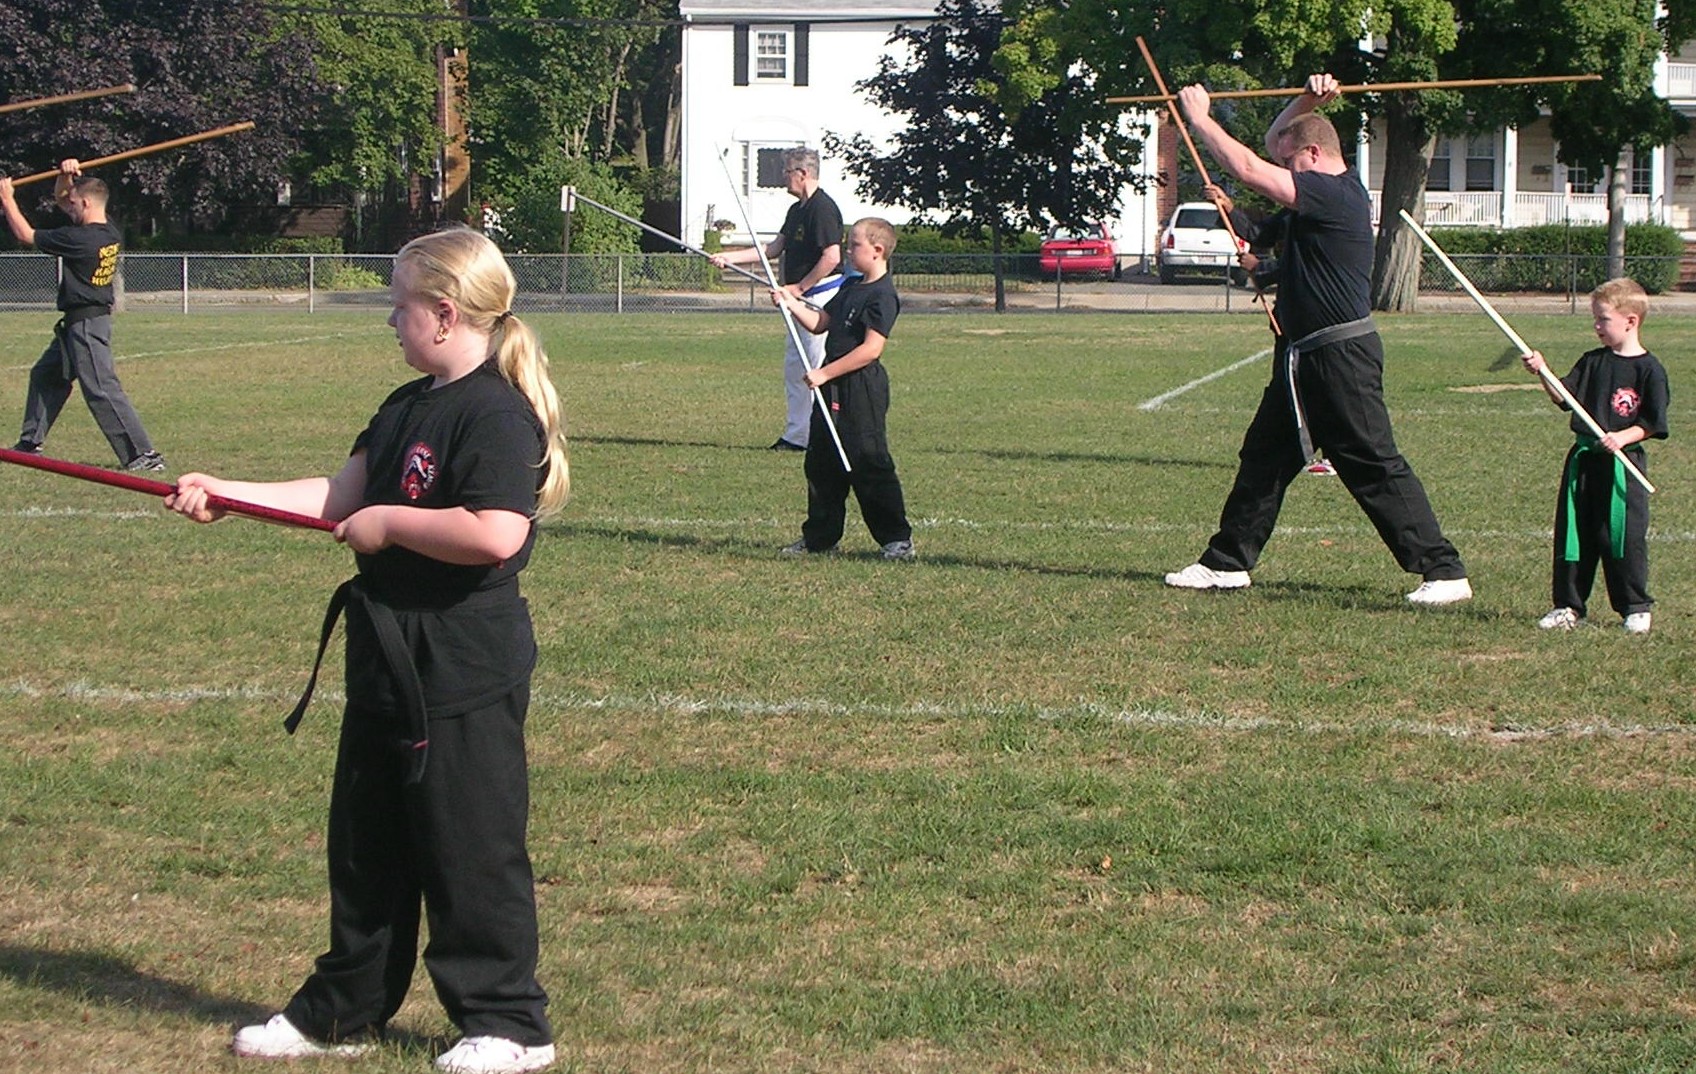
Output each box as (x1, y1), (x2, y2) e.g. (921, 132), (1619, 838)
(991, 222), (1007, 313)
(1606, 146), (1628, 280)
(1370, 99), (1436, 313)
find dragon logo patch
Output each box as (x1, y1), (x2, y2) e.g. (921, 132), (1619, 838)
(1611, 386), (1641, 420)
(401, 441), (438, 500)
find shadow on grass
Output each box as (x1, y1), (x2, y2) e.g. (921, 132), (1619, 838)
(0, 944), (450, 1052)
(0, 943), (268, 1026)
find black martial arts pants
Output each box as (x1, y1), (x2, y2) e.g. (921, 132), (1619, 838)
(283, 684), (552, 1047)
(1197, 333), (1466, 580)
(800, 361), (912, 550)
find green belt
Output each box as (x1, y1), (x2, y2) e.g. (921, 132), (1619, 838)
(1561, 435), (1627, 562)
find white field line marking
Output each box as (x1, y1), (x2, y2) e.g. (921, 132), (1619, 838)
(2, 679), (1689, 741)
(8, 505), (1696, 544)
(1138, 347), (1273, 411)
(3, 332), (363, 372)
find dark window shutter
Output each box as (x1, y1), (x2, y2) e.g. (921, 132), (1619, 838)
(794, 23), (809, 86)
(733, 23), (749, 86)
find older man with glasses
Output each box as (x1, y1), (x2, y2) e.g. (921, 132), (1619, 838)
(712, 146), (843, 452)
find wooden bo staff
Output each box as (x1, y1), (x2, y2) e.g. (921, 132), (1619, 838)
(1109, 73), (1601, 105)
(1134, 36), (1281, 336)
(0, 83), (136, 116)
(12, 121), (257, 186)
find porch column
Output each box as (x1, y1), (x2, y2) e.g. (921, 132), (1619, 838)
(1500, 126), (1519, 228)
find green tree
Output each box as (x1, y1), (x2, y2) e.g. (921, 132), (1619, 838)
(278, 0), (446, 204)
(466, 0), (678, 252)
(826, 0), (1146, 311)
(998, 0), (1692, 310)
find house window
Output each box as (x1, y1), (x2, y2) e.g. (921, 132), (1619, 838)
(755, 30), (789, 81)
(756, 147), (789, 188)
(1567, 163), (1594, 192)
(1464, 134), (1495, 191)
(1427, 138), (1451, 191)
(1631, 151), (1653, 195)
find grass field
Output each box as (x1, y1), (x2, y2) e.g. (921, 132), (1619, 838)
(1, 307), (1692, 1074)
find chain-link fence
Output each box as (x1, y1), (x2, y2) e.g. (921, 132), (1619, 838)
(0, 251), (1686, 316)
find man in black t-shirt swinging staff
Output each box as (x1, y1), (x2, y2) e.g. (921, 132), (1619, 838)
(0, 158), (164, 471)
(1164, 74), (1470, 606)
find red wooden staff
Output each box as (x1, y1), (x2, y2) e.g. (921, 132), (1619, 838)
(0, 447), (337, 532)
(0, 83), (136, 116)
(11, 121), (256, 186)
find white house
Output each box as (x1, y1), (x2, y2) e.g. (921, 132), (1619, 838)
(678, 0), (940, 250)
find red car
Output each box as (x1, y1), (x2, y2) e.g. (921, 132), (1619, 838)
(1040, 223), (1122, 279)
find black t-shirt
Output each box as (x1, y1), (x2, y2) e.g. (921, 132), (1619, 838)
(351, 360), (545, 595)
(346, 360), (547, 716)
(1559, 347), (1670, 442)
(779, 188), (843, 286)
(823, 272), (899, 363)
(34, 221), (121, 311)
(1278, 170), (1374, 340)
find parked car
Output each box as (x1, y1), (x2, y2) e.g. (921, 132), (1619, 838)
(1040, 223), (1121, 279)
(1157, 202), (1248, 284)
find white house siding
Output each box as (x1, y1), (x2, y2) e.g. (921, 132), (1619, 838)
(679, 2), (938, 250)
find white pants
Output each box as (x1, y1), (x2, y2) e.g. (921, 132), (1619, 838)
(783, 327), (826, 447)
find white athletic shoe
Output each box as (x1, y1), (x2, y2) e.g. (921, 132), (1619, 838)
(1405, 578), (1472, 606)
(435, 1037), (557, 1074)
(1537, 607), (1580, 631)
(231, 1014), (374, 1060)
(1623, 612), (1652, 635)
(1164, 563), (1251, 590)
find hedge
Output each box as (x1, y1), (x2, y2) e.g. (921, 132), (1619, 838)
(1416, 223), (1683, 294)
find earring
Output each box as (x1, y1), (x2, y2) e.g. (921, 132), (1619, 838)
(434, 325), (450, 343)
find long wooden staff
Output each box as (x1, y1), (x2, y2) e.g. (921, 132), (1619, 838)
(1109, 73), (1601, 105)
(12, 121), (256, 186)
(1134, 36), (1280, 336)
(1398, 209), (1654, 494)
(0, 447), (339, 531)
(0, 83), (136, 116)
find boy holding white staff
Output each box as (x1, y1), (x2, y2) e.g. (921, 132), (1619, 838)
(1522, 278), (1668, 634)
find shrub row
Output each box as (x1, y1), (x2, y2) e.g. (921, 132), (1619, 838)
(1417, 223), (1683, 294)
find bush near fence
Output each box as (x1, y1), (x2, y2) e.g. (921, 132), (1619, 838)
(1418, 223), (1683, 293)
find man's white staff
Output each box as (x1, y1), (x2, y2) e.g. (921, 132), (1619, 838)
(1399, 209), (1655, 494)
(715, 146), (852, 472)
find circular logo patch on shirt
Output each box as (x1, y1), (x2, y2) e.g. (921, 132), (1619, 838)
(1611, 386), (1641, 420)
(401, 441), (438, 500)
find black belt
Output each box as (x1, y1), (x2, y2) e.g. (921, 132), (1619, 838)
(60, 305), (111, 326)
(287, 577), (431, 784)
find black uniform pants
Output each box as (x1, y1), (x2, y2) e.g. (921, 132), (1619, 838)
(801, 361), (911, 550)
(283, 683), (552, 1047)
(1198, 333), (1466, 580)
(1552, 447), (1652, 617)
(20, 313), (155, 463)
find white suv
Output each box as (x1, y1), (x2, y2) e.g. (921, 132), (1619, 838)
(1157, 202), (1248, 284)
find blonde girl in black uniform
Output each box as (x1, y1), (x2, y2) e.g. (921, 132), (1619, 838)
(168, 228), (569, 1074)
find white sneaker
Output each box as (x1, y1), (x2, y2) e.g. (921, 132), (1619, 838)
(1305, 458), (1338, 476)
(1164, 563), (1251, 590)
(1405, 578), (1472, 606)
(231, 1014), (374, 1059)
(1537, 607), (1580, 631)
(1623, 612), (1652, 635)
(435, 1036), (557, 1074)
